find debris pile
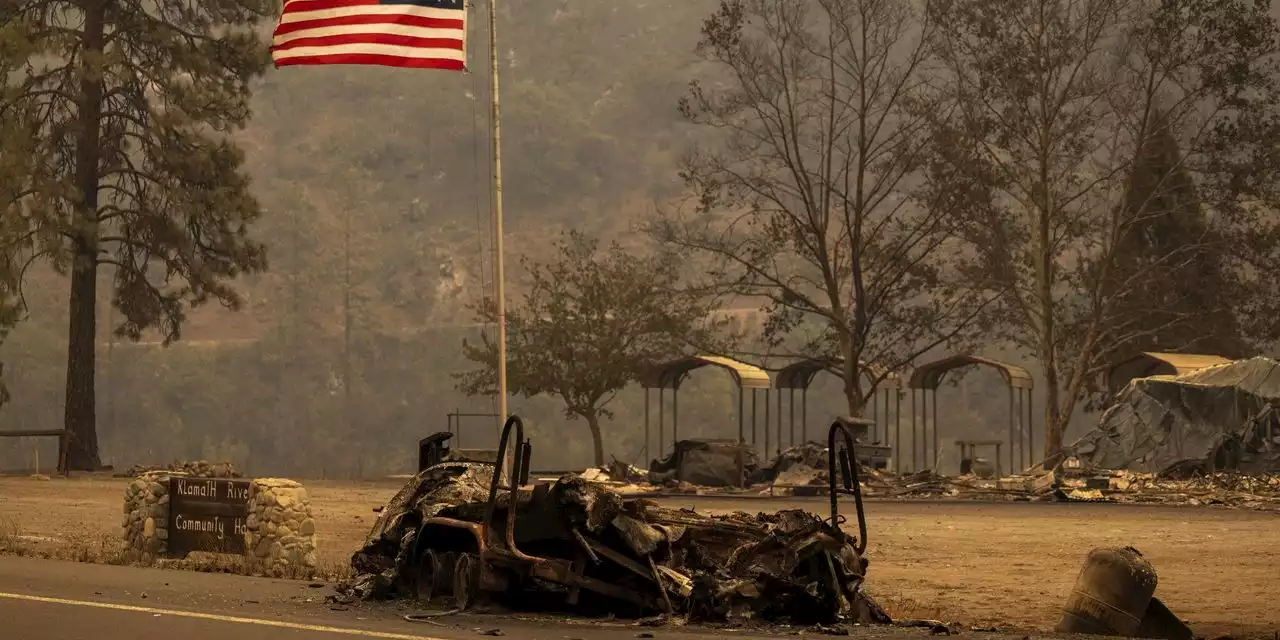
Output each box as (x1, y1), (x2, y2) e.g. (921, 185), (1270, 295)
(119, 460), (242, 478)
(647, 439), (761, 488)
(341, 461), (888, 626)
(841, 463), (1280, 510)
(606, 457), (648, 484)
(857, 469), (985, 499)
(1070, 356), (1280, 475)
(761, 442), (830, 495)
(769, 442), (831, 475)
(572, 458), (652, 494)
(1042, 467), (1280, 509)
(568, 450), (1280, 510)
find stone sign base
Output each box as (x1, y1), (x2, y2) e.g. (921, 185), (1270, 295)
(122, 473), (317, 574)
(245, 478), (317, 571)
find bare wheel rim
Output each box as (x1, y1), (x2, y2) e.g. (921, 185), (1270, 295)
(415, 550), (440, 604)
(453, 553), (477, 610)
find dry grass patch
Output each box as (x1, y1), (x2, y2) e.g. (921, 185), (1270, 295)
(0, 515), (343, 582)
(0, 517), (127, 564)
(0, 518), (29, 556)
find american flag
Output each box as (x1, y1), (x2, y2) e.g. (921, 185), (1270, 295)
(271, 0), (467, 70)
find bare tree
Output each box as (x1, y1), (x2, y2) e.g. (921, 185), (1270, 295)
(652, 0), (992, 416)
(926, 0), (1280, 460)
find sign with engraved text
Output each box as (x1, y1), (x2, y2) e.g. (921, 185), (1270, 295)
(167, 477), (251, 557)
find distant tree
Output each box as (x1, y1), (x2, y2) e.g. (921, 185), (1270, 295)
(925, 0), (1280, 460)
(653, 0), (993, 416)
(1074, 112), (1249, 411)
(0, 295), (15, 407)
(454, 231), (723, 466)
(1106, 113), (1247, 355)
(0, 66), (36, 409)
(0, 0), (274, 468)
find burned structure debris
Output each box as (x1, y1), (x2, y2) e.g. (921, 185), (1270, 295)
(1071, 357), (1280, 476)
(344, 418), (889, 626)
(646, 439), (760, 488)
(644, 417), (887, 491)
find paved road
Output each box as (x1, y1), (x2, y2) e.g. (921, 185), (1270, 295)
(2, 555), (972, 640)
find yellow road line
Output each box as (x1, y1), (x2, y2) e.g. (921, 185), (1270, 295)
(0, 591), (447, 639)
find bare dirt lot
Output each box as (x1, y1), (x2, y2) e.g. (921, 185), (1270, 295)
(1, 474), (1277, 635)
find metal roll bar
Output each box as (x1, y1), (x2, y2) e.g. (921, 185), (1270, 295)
(828, 419), (868, 555)
(483, 415), (532, 560)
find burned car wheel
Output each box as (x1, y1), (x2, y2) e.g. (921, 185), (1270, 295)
(453, 553), (480, 610)
(414, 550), (441, 603)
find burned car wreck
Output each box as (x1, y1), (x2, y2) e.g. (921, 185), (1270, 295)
(343, 417), (890, 626)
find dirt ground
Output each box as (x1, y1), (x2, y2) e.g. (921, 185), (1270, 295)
(1, 475), (1276, 635)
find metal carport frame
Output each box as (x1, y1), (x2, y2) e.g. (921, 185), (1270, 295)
(773, 359), (901, 452)
(640, 355), (772, 461)
(906, 354), (1034, 474)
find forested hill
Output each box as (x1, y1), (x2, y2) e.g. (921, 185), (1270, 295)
(2, 0), (758, 474)
(223, 0), (719, 339)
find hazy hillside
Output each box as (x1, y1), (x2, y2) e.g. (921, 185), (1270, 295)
(220, 0), (719, 338)
(0, 0), (1097, 475)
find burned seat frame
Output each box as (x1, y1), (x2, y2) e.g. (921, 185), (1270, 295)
(410, 415), (663, 611)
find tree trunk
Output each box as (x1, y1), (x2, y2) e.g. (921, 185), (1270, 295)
(1034, 148), (1065, 463)
(64, 255), (101, 471)
(841, 341), (865, 417)
(1041, 354), (1066, 462)
(584, 412), (605, 467)
(1036, 237), (1066, 461)
(62, 0), (107, 472)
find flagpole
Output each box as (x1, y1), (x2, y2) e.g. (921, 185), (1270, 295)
(486, 0), (508, 429)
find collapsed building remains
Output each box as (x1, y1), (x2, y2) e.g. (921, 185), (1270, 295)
(1071, 357), (1280, 476)
(646, 439), (760, 488)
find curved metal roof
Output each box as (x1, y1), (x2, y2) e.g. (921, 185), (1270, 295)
(642, 354), (772, 390)
(773, 359), (901, 390)
(1106, 352), (1232, 391)
(906, 354), (1034, 390)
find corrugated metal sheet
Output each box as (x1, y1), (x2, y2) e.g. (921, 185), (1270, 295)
(1106, 352), (1233, 392)
(1140, 352), (1233, 374)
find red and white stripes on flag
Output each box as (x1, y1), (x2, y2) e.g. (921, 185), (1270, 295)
(271, 0), (467, 71)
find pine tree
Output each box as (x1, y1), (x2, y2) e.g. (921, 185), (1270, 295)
(0, 1), (274, 469)
(1109, 111), (1246, 359)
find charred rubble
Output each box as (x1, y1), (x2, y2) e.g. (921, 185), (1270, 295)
(1070, 357), (1280, 476)
(341, 459), (888, 626)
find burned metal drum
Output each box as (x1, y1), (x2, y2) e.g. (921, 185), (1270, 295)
(1055, 546), (1157, 637)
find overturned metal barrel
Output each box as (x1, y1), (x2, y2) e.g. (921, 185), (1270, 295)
(1055, 546), (1158, 637)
